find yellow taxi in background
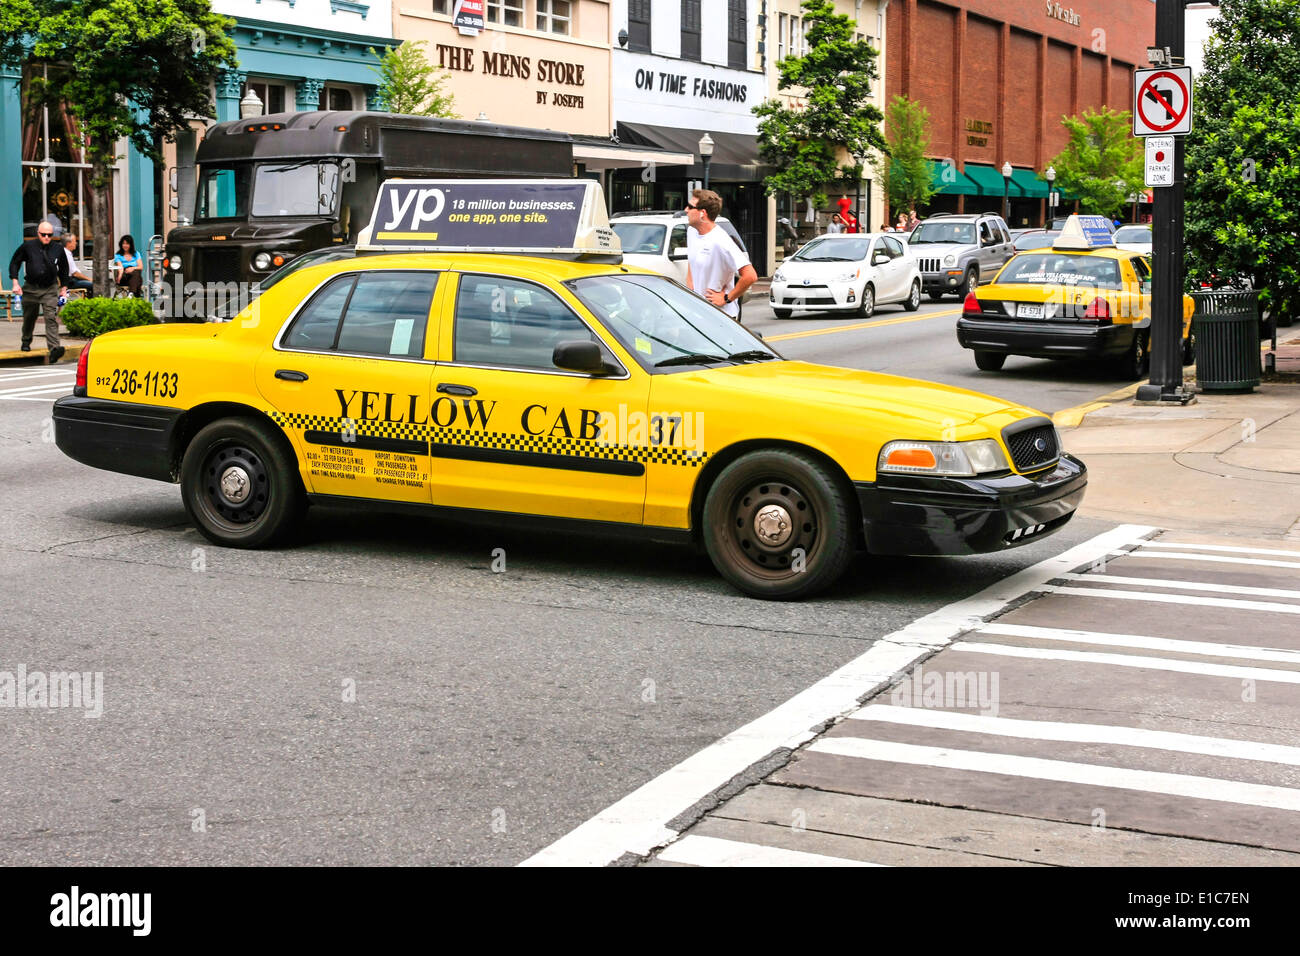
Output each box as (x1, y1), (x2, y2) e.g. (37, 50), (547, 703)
(956, 215), (1194, 377)
(53, 181), (1087, 600)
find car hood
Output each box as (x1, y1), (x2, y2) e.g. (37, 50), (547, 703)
(684, 360), (1041, 429)
(779, 257), (866, 279)
(620, 252), (674, 275)
(905, 242), (972, 259)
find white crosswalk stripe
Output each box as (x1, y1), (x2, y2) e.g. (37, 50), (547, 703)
(657, 834), (882, 867)
(0, 368), (76, 402)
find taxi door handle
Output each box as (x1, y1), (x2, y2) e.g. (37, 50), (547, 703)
(275, 369), (309, 382)
(437, 383), (477, 397)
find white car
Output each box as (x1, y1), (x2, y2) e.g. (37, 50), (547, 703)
(1113, 224), (1152, 255)
(770, 233), (922, 318)
(610, 212), (747, 284)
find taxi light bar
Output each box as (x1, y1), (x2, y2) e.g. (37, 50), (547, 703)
(962, 292), (982, 317)
(1082, 296), (1112, 323)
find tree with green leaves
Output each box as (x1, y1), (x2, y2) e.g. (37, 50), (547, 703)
(7, 1), (238, 296)
(1185, 0), (1300, 322)
(753, 0), (887, 209)
(1044, 106), (1143, 220)
(368, 41), (457, 118)
(873, 94), (936, 221)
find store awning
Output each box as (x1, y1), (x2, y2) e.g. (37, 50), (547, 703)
(927, 159), (981, 195)
(963, 163), (1012, 197)
(1010, 167), (1049, 198)
(571, 135), (694, 170)
(615, 121), (767, 181)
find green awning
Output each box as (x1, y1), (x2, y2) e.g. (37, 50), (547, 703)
(1010, 167), (1049, 198)
(926, 159), (980, 196)
(962, 163), (1009, 196)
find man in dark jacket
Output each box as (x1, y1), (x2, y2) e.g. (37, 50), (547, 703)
(9, 224), (70, 363)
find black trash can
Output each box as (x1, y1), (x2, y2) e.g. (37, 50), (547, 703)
(1191, 291), (1261, 392)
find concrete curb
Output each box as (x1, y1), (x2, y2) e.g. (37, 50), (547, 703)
(0, 343), (86, 366)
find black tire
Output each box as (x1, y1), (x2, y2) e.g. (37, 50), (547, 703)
(928, 291), (946, 302)
(1115, 329), (1149, 380)
(903, 279), (922, 311)
(973, 350), (1006, 371)
(963, 268), (979, 296)
(855, 283), (875, 318)
(181, 417), (305, 548)
(773, 308), (792, 319)
(702, 449), (855, 600)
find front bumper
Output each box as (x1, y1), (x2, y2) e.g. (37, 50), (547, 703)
(770, 279), (860, 311)
(956, 317), (1136, 359)
(921, 271), (965, 293)
(854, 453), (1087, 556)
(53, 396), (183, 482)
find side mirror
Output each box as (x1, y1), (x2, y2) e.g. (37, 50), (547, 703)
(668, 246), (687, 261)
(872, 253), (890, 266)
(553, 340), (613, 375)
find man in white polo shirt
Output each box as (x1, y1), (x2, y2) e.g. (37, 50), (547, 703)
(684, 188), (757, 321)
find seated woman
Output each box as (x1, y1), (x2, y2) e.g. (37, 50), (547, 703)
(112, 235), (144, 296)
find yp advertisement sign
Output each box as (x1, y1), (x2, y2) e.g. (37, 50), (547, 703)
(365, 181), (602, 252)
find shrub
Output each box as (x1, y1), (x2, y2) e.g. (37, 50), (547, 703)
(62, 297), (158, 338)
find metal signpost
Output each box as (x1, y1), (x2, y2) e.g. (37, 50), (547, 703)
(1135, 0), (1194, 405)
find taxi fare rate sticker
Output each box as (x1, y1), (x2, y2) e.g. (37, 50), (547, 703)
(370, 181), (590, 250)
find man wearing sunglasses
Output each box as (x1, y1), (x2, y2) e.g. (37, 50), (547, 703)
(684, 189), (756, 322)
(9, 225), (70, 362)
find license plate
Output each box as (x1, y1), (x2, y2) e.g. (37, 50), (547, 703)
(1018, 303), (1045, 319)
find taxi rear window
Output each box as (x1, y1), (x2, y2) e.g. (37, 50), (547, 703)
(999, 254), (1122, 289)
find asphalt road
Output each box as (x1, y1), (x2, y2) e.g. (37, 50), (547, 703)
(0, 341), (1116, 866)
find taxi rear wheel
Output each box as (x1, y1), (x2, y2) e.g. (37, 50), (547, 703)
(904, 280), (922, 311)
(1116, 330), (1149, 379)
(703, 449), (855, 600)
(181, 418), (304, 549)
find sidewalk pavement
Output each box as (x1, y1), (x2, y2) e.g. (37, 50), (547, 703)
(0, 310), (88, 365)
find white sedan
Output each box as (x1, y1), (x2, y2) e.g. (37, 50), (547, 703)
(1113, 224), (1152, 255)
(770, 233), (922, 318)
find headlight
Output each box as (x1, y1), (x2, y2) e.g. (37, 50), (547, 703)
(773, 270), (785, 282)
(837, 268), (861, 281)
(878, 439), (1010, 477)
(943, 255), (956, 267)
(253, 252), (271, 271)
(167, 256), (182, 271)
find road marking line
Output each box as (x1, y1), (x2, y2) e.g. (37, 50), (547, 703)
(1042, 583), (1300, 614)
(949, 641), (1300, 683)
(0, 383), (74, 398)
(656, 834), (882, 868)
(765, 308), (960, 343)
(518, 523), (1157, 866)
(0, 369), (74, 381)
(1112, 549), (1300, 570)
(849, 704), (1300, 765)
(976, 622), (1300, 665)
(808, 737), (1300, 812)
(1135, 542), (1300, 559)
(1062, 571), (1300, 600)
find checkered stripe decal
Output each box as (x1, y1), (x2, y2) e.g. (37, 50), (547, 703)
(267, 411), (709, 467)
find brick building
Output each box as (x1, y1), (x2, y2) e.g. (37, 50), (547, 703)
(886, 0), (1155, 226)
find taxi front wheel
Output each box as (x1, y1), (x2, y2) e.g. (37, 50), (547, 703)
(181, 418), (305, 549)
(703, 449), (855, 600)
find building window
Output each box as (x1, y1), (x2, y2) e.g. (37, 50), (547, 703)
(247, 81), (286, 115)
(727, 0), (746, 70)
(777, 13), (786, 61)
(431, 0), (448, 12)
(318, 86), (355, 111)
(681, 0), (701, 62)
(487, 0), (522, 27)
(536, 0), (570, 34)
(628, 0), (651, 53)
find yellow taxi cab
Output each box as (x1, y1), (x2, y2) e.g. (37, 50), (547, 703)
(53, 180), (1087, 600)
(956, 214), (1194, 377)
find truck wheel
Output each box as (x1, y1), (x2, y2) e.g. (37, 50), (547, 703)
(703, 449), (855, 600)
(181, 417), (305, 548)
(904, 280), (922, 311)
(974, 350), (1006, 371)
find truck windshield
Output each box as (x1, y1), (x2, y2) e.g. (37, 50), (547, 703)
(252, 161), (340, 217)
(196, 165), (251, 220)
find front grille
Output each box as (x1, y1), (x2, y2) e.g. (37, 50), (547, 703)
(200, 248), (242, 284)
(1004, 422), (1058, 472)
(918, 257), (942, 274)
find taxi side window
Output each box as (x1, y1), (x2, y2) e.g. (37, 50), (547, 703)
(454, 274), (594, 370)
(1131, 256), (1151, 283)
(335, 272), (437, 358)
(283, 275), (355, 351)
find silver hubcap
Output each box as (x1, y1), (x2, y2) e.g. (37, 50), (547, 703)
(754, 504), (793, 546)
(219, 465), (251, 505)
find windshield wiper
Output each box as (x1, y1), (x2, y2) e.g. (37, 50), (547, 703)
(726, 350), (777, 362)
(654, 353), (729, 368)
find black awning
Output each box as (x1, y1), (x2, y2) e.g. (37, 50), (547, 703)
(615, 122), (767, 182)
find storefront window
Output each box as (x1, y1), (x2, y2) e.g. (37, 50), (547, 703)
(536, 0), (570, 34)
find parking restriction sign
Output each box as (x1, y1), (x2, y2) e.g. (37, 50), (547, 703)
(1134, 66), (1193, 136)
(1145, 135), (1175, 187)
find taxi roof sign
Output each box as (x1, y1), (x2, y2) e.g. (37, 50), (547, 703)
(1052, 214), (1116, 251)
(357, 179), (620, 257)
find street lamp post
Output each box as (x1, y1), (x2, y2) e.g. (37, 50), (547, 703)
(698, 133), (714, 191)
(1001, 161), (1012, 223)
(1045, 165), (1056, 225)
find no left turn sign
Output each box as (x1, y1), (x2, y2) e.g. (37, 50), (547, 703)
(1134, 66), (1193, 136)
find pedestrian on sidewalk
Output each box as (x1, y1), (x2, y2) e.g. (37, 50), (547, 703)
(62, 235), (94, 295)
(9, 224), (69, 362)
(684, 188), (757, 322)
(112, 234), (144, 297)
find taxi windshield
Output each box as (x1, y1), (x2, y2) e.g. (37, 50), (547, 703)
(999, 253), (1122, 289)
(793, 237), (870, 262)
(568, 274), (780, 369)
(611, 223), (667, 254)
(910, 222), (975, 244)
